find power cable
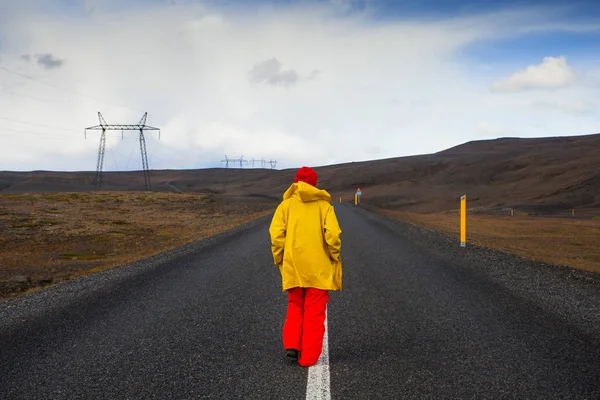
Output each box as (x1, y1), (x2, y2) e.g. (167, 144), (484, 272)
(0, 65), (143, 113)
(0, 117), (80, 133)
(109, 147), (119, 171)
(2, 88), (80, 110)
(0, 132), (70, 141)
(126, 143), (136, 170)
(0, 127), (74, 139)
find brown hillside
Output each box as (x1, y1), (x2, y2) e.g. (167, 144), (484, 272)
(1, 133), (599, 215)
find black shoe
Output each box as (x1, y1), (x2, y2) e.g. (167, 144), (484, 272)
(285, 349), (299, 360)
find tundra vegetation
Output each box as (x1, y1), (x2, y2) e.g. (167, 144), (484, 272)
(0, 191), (275, 299)
(374, 208), (600, 273)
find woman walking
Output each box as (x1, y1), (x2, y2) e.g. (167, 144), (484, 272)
(269, 166), (342, 367)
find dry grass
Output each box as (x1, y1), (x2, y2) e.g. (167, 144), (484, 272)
(378, 209), (600, 273)
(0, 191), (276, 300)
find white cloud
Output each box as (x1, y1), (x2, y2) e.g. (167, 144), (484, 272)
(0, 2), (599, 172)
(531, 100), (596, 116)
(490, 56), (577, 92)
(518, 22), (600, 34)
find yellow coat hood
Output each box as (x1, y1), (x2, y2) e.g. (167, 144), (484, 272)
(269, 182), (343, 291)
(282, 181), (332, 203)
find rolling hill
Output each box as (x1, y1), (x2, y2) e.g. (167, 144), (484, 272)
(1, 133), (599, 215)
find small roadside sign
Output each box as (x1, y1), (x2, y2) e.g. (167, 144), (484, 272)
(355, 187), (362, 206)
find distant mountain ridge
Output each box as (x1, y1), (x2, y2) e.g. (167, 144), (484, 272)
(2, 133), (599, 214)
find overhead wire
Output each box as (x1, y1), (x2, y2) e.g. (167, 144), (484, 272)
(0, 117), (80, 133)
(0, 65), (144, 146)
(2, 88), (81, 110)
(108, 147), (119, 171)
(0, 126), (75, 138)
(126, 142), (137, 170)
(0, 132), (72, 141)
(0, 65), (143, 113)
(0, 64), (165, 171)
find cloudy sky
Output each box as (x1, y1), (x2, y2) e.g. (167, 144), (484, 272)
(0, 0), (599, 171)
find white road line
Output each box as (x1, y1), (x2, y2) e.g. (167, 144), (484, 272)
(306, 308), (331, 400)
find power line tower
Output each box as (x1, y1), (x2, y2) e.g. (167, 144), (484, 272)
(221, 155), (231, 168)
(238, 155), (248, 168)
(269, 159), (278, 169)
(226, 155), (248, 168)
(260, 158), (267, 168)
(85, 112), (160, 191)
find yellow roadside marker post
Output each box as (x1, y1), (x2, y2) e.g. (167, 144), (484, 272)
(460, 194), (466, 248)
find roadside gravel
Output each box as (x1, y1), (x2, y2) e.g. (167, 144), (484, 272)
(0, 214), (272, 333)
(355, 205), (600, 338)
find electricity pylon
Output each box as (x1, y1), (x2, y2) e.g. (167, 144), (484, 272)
(85, 112), (160, 191)
(221, 155), (231, 168)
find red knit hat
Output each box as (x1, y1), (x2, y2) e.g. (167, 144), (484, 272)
(295, 166), (318, 187)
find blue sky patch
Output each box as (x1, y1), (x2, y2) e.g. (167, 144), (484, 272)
(461, 30), (600, 67)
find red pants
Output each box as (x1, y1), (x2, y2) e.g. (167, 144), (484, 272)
(283, 287), (329, 367)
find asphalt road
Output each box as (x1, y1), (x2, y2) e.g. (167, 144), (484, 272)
(1, 204), (599, 399)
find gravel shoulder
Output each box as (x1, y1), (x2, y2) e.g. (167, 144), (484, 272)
(0, 213), (273, 333)
(327, 204), (600, 399)
(354, 205), (600, 338)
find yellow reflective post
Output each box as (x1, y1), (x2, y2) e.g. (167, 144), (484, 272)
(460, 195), (466, 247)
(354, 194), (358, 206)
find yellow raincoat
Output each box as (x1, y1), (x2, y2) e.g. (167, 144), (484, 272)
(269, 181), (342, 292)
